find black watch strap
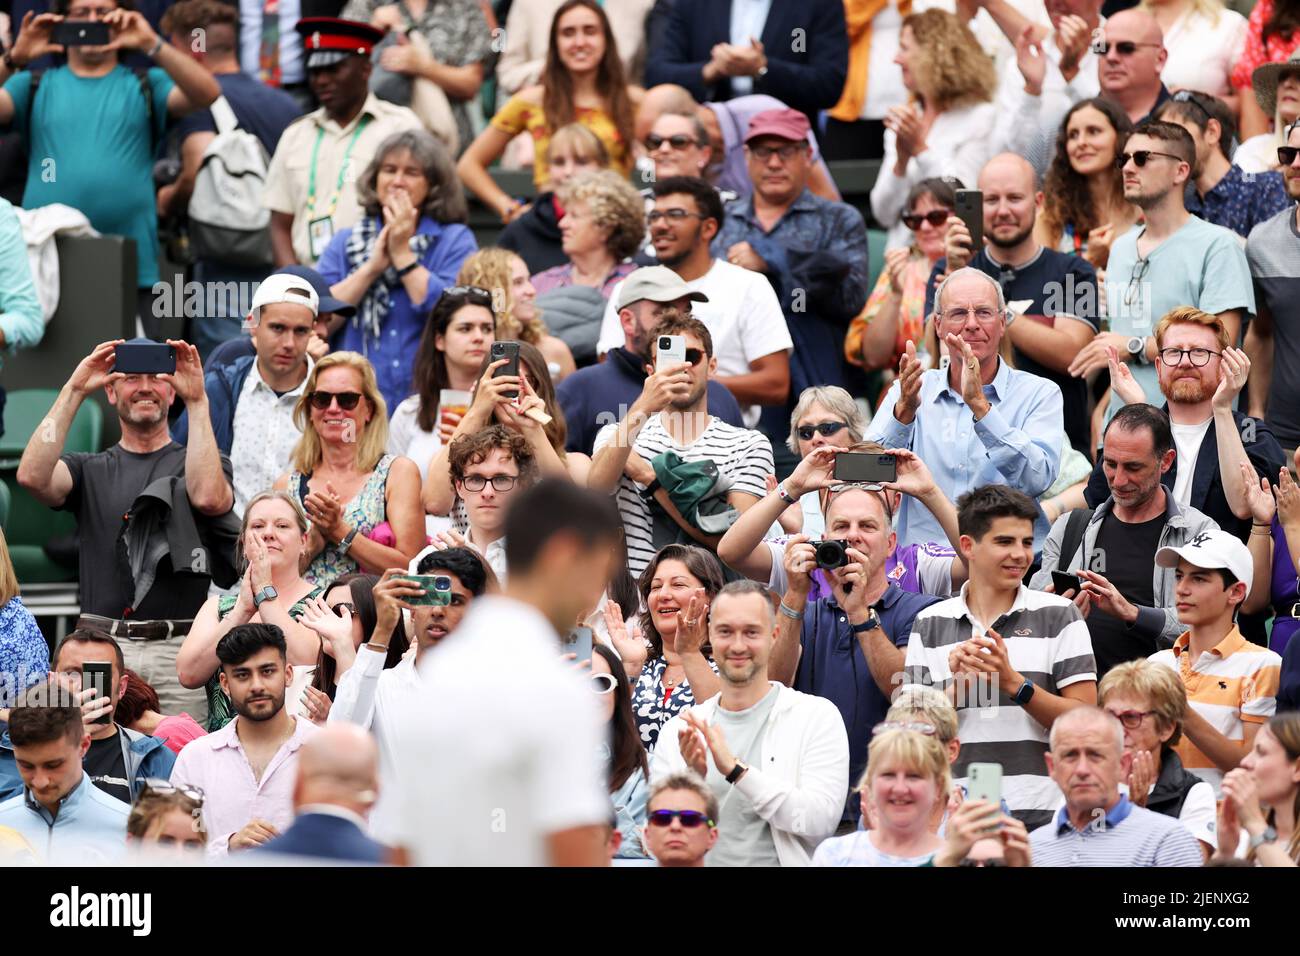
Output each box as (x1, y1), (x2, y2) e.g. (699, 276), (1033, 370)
(395, 260), (419, 277)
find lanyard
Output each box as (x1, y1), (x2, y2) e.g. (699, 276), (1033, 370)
(306, 114), (372, 219)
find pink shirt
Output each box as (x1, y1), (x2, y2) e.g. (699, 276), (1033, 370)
(170, 715), (319, 857)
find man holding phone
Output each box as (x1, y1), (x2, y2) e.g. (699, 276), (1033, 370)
(17, 338), (236, 725)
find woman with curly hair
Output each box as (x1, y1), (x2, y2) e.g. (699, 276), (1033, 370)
(457, 248), (577, 381)
(869, 8), (997, 250)
(1035, 98), (1138, 272)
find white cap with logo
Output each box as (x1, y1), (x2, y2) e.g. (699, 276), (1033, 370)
(250, 273), (320, 321)
(1155, 529), (1254, 594)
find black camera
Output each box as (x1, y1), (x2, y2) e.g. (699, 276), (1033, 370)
(815, 539), (851, 570)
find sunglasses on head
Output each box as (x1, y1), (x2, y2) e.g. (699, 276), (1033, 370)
(901, 209), (952, 230)
(139, 778), (205, 804)
(645, 133), (701, 151)
(1279, 146), (1300, 166)
(440, 285), (493, 307)
(797, 421), (849, 441)
(1114, 149), (1184, 169)
(647, 809), (715, 829)
(308, 390), (362, 410)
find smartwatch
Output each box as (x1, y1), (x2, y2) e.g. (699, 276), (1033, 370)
(725, 760), (750, 784)
(850, 609), (881, 634)
(1012, 678), (1036, 706)
(1126, 336), (1149, 366)
(1249, 826), (1278, 852)
(252, 585), (278, 609)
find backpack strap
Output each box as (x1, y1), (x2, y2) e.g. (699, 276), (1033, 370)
(1057, 507), (1094, 573)
(132, 65), (158, 153)
(22, 69), (44, 142)
(209, 95), (238, 137)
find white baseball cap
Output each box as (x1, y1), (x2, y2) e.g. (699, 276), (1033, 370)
(1155, 529), (1253, 594)
(250, 273), (320, 321)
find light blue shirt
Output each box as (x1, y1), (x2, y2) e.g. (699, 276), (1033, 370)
(1104, 216), (1254, 423)
(0, 772), (129, 865)
(0, 199), (42, 368)
(729, 0), (774, 95)
(240, 0), (304, 85)
(867, 358), (1064, 550)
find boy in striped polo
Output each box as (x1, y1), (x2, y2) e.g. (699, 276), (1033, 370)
(1149, 530), (1282, 794)
(903, 485), (1097, 830)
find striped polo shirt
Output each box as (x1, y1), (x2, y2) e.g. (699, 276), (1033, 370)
(1149, 627), (1281, 793)
(1029, 796), (1204, 867)
(902, 584), (1097, 830)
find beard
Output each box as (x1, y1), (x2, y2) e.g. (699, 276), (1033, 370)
(1163, 374), (1211, 404)
(668, 380), (709, 410)
(233, 688), (286, 722)
(119, 397), (167, 427)
(988, 220), (1034, 249)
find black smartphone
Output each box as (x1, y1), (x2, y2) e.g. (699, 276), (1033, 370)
(490, 341), (521, 399)
(833, 452), (898, 484)
(1051, 570), (1082, 596)
(954, 189), (984, 254)
(81, 661), (114, 725)
(562, 625), (594, 661)
(52, 20), (111, 46)
(114, 342), (176, 375)
(395, 574), (452, 606)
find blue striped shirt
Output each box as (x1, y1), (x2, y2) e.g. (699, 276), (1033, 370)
(1029, 795), (1203, 867)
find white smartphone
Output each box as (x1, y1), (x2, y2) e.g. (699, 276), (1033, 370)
(966, 762), (1003, 806)
(656, 334), (687, 372)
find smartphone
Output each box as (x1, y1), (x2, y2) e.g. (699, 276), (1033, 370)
(832, 452), (897, 484)
(954, 189), (984, 254)
(80, 661), (114, 725)
(490, 341), (521, 399)
(563, 625), (594, 661)
(114, 342), (176, 375)
(395, 574), (452, 606)
(966, 762), (1003, 807)
(656, 334), (687, 373)
(1051, 570), (1082, 596)
(52, 20), (111, 46)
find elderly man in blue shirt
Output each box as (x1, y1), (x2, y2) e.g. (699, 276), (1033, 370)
(867, 267), (1064, 551)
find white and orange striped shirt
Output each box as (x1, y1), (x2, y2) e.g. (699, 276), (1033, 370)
(1149, 627), (1281, 794)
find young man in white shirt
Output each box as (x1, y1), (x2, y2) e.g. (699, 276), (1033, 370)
(597, 177), (793, 426)
(391, 480), (624, 866)
(649, 579), (849, 866)
(590, 312), (773, 578)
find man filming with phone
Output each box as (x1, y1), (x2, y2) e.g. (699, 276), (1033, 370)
(17, 338), (237, 728)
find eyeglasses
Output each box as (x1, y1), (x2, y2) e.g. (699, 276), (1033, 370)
(645, 133), (703, 151)
(308, 390), (362, 410)
(139, 779), (205, 804)
(439, 285), (493, 307)
(941, 307), (999, 325)
(872, 720), (937, 736)
(1115, 150), (1185, 169)
(647, 208), (707, 225)
(1158, 347), (1220, 367)
(460, 474), (518, 492)
(1090, 36), (1163, 57)
(331, 602), (356, 617)
(647, 809), (715, 829)
(1107, 709), (1158, 729)
(1278, 146), (1300, 166)
(797, 421), (849, 441)
(902, 209), (952, 230)
(748, 143), (806, 162)
(958, 858), (1007, 867)
(590, 673), (617, 694)
(1123, 256), (1150, 308)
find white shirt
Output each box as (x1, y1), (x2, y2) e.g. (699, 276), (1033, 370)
(387, 395), (452, 538)
(597, 260), (793, 426)
(230, 357), (310, 518)
(466, 531), (508, 585)
(390, 596), (609, 866)
(863, 2), (908, 119)
(992, 32), (1100, 164)
(1160, 8), (1247, 98)
(1170, 418), (1212, 507)
(1234, 133), (1283, 176)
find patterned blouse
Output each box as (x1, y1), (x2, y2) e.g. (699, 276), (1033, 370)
(632, 655), (719, 753)
(204, 586), (324, 732)
(291, 454), (398, 588)
(844, 250), (933, 372)
(0, 597), (48, 702)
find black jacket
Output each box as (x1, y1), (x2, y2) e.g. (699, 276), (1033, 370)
(498, 192), (566, 275)
(1146, 748), (1205, 824)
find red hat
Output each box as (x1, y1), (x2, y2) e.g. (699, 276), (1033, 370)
(744, 108), (811, 144)
(297, 17), (385, 70)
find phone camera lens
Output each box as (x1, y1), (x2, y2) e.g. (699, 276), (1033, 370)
(659, 337), (671, 349)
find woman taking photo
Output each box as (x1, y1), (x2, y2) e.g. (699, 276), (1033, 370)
(1215, 712), (1300, 866)
(177, 491), (325, 731)
(592, 643), (650, 858)
(869, 9), (996, 250)
(605, 544), (724, 752)
(457, 0), (640, 222)
(318, 128), (478, 414)
(276, 352), (425, 587)
(1036, 98), (1138, 271)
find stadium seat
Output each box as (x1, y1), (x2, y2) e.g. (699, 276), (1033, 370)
(867, 228), (887, 297)
(0, 479), (8, 530)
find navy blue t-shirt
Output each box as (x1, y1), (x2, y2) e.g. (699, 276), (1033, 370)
(174, 72), (303, 157)
(926, 247), (1099, 455)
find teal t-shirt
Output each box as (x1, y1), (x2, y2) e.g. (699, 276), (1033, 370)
(4, 65), (173, 287)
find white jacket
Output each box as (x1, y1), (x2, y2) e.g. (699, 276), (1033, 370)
(13, 203), (98, 323)
(650, 682), (849, 867)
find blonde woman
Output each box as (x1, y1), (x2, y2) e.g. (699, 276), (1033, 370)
(0, 527), (47, 698)
(1142, 0), (1247, 104)
(458, 248), (577, 381)
(126, 780), (207, 857)
(532, 169), (645, 295)
(274, 352), (424, 586)
(869, 9), (997, 250)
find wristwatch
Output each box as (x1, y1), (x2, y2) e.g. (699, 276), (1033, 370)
(395, 260), (419, 277)
(776, 482), (798, 506)
(338, 526), (359, 554)
(1126, 336), (1149, 365)
(252, 585), (278, 609)
(1012, 678), (1036, 706)
(641, 476), (662, 498)
(850, 609), (881, 634)
(1248, 826), (1278, 852)
(725, 760), (750, 784)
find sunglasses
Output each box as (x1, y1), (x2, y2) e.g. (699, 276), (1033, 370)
(872, 720), (937, 736)
(139, 778), (205, 804)
(797, 421), (849, 441)
(590, 672), (617, 694)
(901, 209), (952, 230)
(645, 133), (702, 151)
(1278, 146), (1300, 166)
(1170, 90), (1213, 124)
(647, 809), (715, 829)
(1090, 38), (1162, 56)
(308, 390), (363, 410)
(1115, 150), (1184, 169)
(331, 602), (356, 617)
(1123, 256), (1150, 307)
(440, 285), (493, 307)
(959, 858), (1007, 867)
(662, 347), (706, 366)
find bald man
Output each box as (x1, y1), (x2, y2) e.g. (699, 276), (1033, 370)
(253, 723), (389, 865)
(925, 154), (1100, 458)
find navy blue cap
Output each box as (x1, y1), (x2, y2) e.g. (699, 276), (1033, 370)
(274, 265), (357, 318)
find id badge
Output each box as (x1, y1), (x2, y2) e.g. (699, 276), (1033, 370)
(308, 216), (335, 260)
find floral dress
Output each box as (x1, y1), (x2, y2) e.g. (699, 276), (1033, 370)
(291, 454), (397, 588)
(632, 656), (719, 753)
(204, 586), (324, 732)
